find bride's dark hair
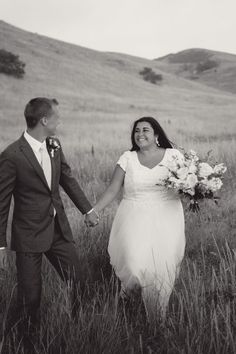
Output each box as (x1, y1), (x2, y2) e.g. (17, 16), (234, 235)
(130, 117), (173, 151)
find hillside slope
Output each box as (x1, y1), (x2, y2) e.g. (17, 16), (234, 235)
(155, 48), (236, 94)
(0, 21), (236, 149)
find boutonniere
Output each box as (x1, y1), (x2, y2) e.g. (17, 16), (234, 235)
(47, 137), (61, 158)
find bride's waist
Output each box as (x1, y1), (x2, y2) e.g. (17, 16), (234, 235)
(123, 192), (179, 202)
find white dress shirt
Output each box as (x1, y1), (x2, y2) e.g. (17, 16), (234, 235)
(24, 130), (45, 164)
(24, 131), (52, 188)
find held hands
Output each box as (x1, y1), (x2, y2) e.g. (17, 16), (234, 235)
(0, 248), (7, 270)
(84, 209), (100, 227)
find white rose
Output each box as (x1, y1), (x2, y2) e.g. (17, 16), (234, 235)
(166, 176), (182, 190)
(198, 162), (214, 178)
(188, 150), (199, 162)
(169, 176), (179, 185)
(213, 163), (227, 175)
(207, 177), (223, 192)
(175, 179), (185, 189)
(185, 174), (198, 189)
(189, 149), (197, 156)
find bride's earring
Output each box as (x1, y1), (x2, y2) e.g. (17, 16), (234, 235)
(156, 137), (160, 147)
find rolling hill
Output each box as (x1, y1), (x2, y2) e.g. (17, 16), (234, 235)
(0, 20), (236, 151)
(155, 48), (236, 94)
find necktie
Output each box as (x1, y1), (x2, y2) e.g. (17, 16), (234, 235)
(39, 144), (52, 189)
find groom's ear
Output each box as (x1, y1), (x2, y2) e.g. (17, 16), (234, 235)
(40, 117), (48, 126)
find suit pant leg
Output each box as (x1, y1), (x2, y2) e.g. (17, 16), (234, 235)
(44, 216), (85, 314)
(12, 252), (43, 333)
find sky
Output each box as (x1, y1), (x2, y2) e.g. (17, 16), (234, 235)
(1, 0), (236, 59)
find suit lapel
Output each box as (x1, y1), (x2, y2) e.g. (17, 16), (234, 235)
(19, 134), (50, 191)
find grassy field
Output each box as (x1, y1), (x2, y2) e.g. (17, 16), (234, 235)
(1, 21), (236, 353)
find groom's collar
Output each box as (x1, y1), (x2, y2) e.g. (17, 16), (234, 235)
(24, 130), (46, 153)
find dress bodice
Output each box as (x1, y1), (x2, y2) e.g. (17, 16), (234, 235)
(117, 149), (182, 202)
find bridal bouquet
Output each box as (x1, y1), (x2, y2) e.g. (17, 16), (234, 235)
(158, 149), (227, 212)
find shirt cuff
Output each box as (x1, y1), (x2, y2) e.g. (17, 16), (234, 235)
(86, 208), (94, 215)
(0, 247), (6, 250)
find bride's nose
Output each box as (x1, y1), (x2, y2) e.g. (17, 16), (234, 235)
(137, 131), (144, 136)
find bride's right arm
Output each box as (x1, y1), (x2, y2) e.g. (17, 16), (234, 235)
(94, 165), (125, 213)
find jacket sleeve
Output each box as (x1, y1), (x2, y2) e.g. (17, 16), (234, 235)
(59, 148), (92, 214)
(0, 151), (16, 247)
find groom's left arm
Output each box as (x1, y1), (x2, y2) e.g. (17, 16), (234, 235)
(0, 150), (16, 248)
(59, 148), (92, 215)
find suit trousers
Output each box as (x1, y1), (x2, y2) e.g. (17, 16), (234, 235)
(14, 215), (84, 330)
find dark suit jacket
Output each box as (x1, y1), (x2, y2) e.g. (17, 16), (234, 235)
(0, 134), (92, 252)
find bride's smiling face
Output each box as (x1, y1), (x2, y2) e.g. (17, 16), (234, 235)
(134, 122), (157, 149)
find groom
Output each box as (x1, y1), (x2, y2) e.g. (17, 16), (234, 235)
(0, 97), (98, 335)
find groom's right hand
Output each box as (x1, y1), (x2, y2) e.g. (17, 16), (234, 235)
(85, 209), (100, 227)
(0, 248), (7, 269)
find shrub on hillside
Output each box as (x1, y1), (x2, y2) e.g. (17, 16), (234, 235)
(0, 49), (25, 78)
(196, 59), (218, 74)
(139, 67), (163, 84)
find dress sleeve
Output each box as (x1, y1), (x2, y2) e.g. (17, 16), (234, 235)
(116, 151), (130, 172)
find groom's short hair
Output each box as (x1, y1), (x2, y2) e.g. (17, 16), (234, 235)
(24, 97), (59, 128)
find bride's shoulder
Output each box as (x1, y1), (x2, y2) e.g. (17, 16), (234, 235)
(117, 150), (134, 171)
(119, 150), (135, 158)
(168, 147), (183, 154)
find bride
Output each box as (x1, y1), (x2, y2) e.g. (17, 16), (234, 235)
(92, 117), (185, 320)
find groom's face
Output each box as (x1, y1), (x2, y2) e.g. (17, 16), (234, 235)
(44, 106), (60, 136)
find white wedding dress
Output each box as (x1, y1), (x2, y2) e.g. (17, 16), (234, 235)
(108, 149), (185, 316)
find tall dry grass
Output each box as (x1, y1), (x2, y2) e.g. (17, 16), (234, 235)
(0, 109), (236, 353)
